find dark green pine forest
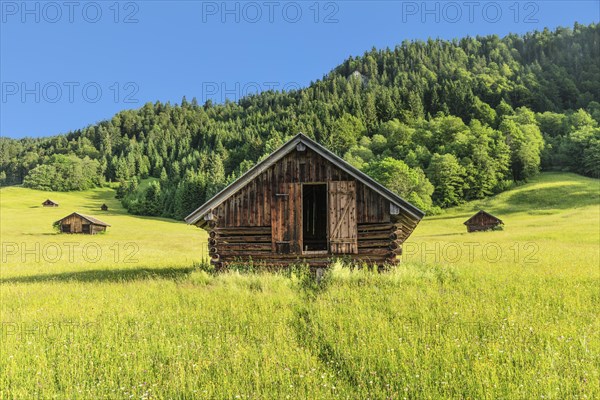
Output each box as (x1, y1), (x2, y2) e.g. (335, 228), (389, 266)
(1, 23), (599, 218)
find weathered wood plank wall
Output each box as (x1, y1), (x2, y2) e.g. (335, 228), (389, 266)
(58, 215), (106, 234)
(214, 149), (389, 227)
(202, 148), (418, 268)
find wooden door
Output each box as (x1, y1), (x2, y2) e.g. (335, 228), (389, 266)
(271, 183), (302, 254)
(328, 181), (358, 254)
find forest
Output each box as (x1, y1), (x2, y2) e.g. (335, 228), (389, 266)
(1, 23), (598, 218)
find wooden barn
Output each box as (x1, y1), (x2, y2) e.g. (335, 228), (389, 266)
(42, 199), (59, 207)
(185, 133), (425, 268)
(55, 212), (110, 234)
(101, 204), (109, 211)
(464, 210), (503, 232)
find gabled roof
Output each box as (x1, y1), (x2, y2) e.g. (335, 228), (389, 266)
(185, 133), (425, 225)
(55, 212), (111, 227)
(43, 199), (58, 204)
(463, 210), (503, 225)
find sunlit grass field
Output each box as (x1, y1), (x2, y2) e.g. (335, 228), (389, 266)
(0, 186), (206, 278)
(1, 173), (599, 399)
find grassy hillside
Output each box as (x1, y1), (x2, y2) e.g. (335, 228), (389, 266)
(408, 172), (600, 278)
(0, 185), (206, 279)
(1, 173), (599, 398)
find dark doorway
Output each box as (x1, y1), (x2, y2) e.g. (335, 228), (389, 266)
(302, 184), (328, 251)
(82, 224), (91, 234)
(61, 224), (71, 233)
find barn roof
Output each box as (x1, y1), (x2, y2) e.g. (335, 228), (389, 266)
(185, 133), (425, 225)
(43, 199), (58, 204)
(463, 210), (503, 225)
(55, 212), (111, 227)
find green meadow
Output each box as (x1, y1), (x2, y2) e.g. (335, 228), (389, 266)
(1, 173), (599, 399)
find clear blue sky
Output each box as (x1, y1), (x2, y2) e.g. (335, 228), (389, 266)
(1, 1), (598, 138)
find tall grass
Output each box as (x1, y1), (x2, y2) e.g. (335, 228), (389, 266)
(1, 173), (599, 398)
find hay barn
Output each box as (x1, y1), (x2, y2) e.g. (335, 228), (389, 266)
(55, 212), (110, 234)
(42, 199), (59, 207)
(464, 210), (503, 232)
(186, 133), (425, 269)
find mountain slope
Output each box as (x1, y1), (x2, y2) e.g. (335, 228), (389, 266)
(1, 23), (598, 219)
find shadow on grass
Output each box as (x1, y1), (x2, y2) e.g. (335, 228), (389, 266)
(415, 232), (467, 238)
(425, 179), (598, 222)
(500, 184), (597, 210)
(1, 266), (195, 285)
(423, 213), (474, 222)
(80, 193), (187, 225)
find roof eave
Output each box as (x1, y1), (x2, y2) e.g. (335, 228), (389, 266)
(55, 212), (110, 227)
(185, 133), (425, 225)
(184, 136), (303, 224)
(298, 134), (425, 219)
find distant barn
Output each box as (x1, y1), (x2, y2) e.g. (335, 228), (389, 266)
(186, 133), (425, 269)
(101, 204), (109, 211)
(464, 211), (503, 232)
(42, 199), (59, 207)
(55, 212), (110, 234)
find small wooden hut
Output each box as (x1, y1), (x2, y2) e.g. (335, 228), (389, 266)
(186, 133), (425, 269)
(464, 210), (503, 232)
(42, 199), (59, 207)
(55, 212), (110, 234)
(101, 204), (109, 211)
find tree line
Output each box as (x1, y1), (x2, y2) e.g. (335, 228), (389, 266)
(1, 23), (598, 217)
